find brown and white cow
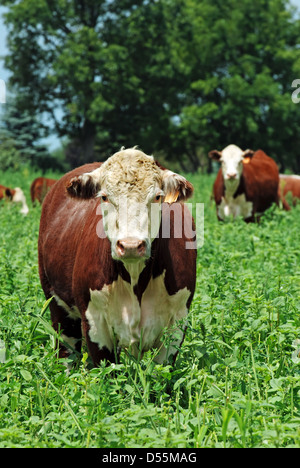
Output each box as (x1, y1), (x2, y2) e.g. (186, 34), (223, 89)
(0, 184), (29, 215)
(278, 174), (300, 210)
(209, 145), (279, 222)
(38, 148), (197, 367)
(30, 177), (57, 204)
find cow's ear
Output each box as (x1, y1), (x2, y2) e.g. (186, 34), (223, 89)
(161, 170), (194, 203)
(242, 149), (254, 159)
(242, 149), (254, 165)
(5, 188), (13, 200)
(66, 167), (102, 199)
(208, 150), (222, 161)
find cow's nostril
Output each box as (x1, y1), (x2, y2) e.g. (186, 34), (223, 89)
(116, 240), (125, 254)
(137, 240), (146, 253)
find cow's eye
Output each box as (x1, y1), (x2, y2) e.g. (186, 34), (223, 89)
(154, 194), (163, 202)
(101, 195), (108, 202)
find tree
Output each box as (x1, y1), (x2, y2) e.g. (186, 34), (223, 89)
(0, 93), (50, 170)
(3, 0), (182, 166)
(165, 0), (300, 172)
(3, 0), (300, 172)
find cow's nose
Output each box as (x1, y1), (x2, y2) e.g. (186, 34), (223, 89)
(227, 173), (237, 180)
(116, 238), (147, 259)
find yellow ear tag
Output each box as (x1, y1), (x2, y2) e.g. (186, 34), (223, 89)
(164, 190), (180, 203)
(243, 157), (251, 165)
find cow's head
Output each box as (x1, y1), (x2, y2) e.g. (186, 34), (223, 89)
(5, 187), (29, 215)
(4, 188), (13, 200)
(209, 145), (254, 182)
(67, 148), (193, 263)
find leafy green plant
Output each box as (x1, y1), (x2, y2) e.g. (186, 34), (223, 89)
(0, 169), (299, 447)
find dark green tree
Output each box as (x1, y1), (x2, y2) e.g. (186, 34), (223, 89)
(3, 0), (182, 166)
(3, 0), (300, 171)
(0, 93), (50, 170)
(165, 0), (300, 172)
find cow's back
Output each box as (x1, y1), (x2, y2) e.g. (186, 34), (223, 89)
(0, 185), (8, 199)
(279, 175), (300, 209)
(38, 163), (103, 303)
(31, 177), (57, 203)
(242, 150), (279, 211)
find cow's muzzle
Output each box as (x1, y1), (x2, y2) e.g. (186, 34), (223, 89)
(116, 237), (148, 260)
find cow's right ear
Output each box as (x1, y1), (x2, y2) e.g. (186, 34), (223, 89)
(208, 150), (222, 161)
(66, 167), (102, 199)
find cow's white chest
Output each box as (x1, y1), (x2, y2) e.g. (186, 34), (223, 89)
(218, 193), (253, 220)
(85, 270), (190, 363)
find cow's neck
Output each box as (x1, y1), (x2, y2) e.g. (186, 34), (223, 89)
(123, 261), (147, 287)
(117, 256), (156, 305)
(114, 245), (159, 304)
(224, 179), (240, 199)
(224, 175), (245, 200)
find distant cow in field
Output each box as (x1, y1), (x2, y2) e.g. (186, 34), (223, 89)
(0, 184), (29, 215)
(278, 174), (300, 210)
(38, 148), (197, 367)
(209, 145), (279, 222)
(30, 177), (57, 204)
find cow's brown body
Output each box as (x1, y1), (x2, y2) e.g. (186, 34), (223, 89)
(278, 174), (300, 210)
(38, 155), (196, 367)
(0, 184), (16, 200)
(30, 177), (57, 204)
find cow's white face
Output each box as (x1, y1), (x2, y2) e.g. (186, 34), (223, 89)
(209, 145), (254, 184)
(98, 153), (163, 262)
(10, 187), (29, 215)
(220, 145), (245, 181)
(67, 148), (193, 264)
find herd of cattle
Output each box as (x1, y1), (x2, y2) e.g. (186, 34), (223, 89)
(0, 145), (299, 367)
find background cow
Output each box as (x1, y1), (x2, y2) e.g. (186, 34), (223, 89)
(209, 145), (279, 222)
(278, 174), (300, 210)
(0, 184), (29, 215)
(30, 177), (57, 204)
(38, 148), (196, 367)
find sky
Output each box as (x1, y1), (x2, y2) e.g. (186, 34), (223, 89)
(1, 1), (300, 148)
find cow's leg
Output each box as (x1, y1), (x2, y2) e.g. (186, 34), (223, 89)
(81, 316), (117, 367)
(49, 299), (82, 359)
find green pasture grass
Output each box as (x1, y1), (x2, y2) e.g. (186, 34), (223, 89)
(0, 168), (299, 447)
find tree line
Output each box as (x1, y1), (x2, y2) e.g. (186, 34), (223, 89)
(2, 0), (300, 173)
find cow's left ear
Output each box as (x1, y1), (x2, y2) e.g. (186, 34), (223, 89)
(66, 167), (103, 199)
(242, 149), (254, 159)
(161, 169), (194, 203)
(242, 149), (254, 164)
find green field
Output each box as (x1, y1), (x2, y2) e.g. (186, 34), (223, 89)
(0, 167), (299, 448)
